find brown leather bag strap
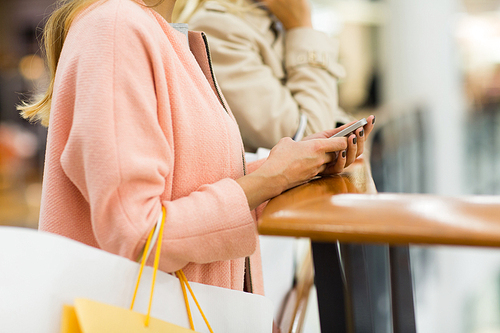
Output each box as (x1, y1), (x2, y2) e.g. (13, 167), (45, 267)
(244, 256), (253, 293)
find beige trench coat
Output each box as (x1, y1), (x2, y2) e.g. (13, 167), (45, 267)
(189, 1), (353, 152)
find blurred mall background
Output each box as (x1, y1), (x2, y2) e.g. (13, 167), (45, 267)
(2, 0), (500, 332)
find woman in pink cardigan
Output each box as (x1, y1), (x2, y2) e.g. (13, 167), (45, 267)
(19, 0), (374, 296)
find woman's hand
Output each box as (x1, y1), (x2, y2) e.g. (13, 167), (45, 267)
(259, 136), (348, 188)
(303, 115), (376, 169)
(237, 115), (376, 210)
(259, 0), (313, 30)
(237, 135), (348, 210)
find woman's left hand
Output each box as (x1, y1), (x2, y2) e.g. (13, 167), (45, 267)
(302, 115), (376, 169)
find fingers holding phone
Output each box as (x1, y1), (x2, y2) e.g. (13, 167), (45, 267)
(355, 115), (376, 157)
(364, 115), (376, 137)
(279, 115), (376, 177)
(323, 148), (347, 175)
(330, 118), (367, 139)
(330, 115), (376, 159)
(344, 134), (357, 167)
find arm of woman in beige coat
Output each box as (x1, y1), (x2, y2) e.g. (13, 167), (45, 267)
(189, 4), (352, 152)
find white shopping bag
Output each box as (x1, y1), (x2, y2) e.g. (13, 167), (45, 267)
(0, 227), (273, 333)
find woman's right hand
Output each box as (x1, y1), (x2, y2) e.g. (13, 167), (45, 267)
(259, 0), (313, 30)
(237, 136), (348, 210)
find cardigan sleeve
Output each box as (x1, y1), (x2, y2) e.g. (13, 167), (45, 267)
(58, 4), (256, 273)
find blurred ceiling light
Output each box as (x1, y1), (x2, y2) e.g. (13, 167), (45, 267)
(456, 14), (500, 68)
(456, 15), (495, 44)
(311, 1), (387, 34)
(18, 54), (45, 81)
(312, 9), (343, 35)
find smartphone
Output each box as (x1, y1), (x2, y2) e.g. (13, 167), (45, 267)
(331, 118), (367, 138)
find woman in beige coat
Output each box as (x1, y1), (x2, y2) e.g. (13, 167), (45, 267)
(174, 0), (364, 153)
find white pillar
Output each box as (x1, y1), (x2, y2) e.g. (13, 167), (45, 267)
(382, 1), (467, 332)
(382, 0), (466, 196)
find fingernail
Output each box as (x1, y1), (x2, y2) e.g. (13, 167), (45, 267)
(353, 137), (357, 144)
(342, 150), (346, 158)
(372, 116), (376, 124)
(359, 130), (364, 137)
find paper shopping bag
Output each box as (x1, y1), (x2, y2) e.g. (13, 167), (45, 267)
(59, 207), (206, 333)
(0, 226), (274, 333)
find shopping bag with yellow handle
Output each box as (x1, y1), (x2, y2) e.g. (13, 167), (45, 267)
(0, 215), (273, 333)
(60, 207), (212, 333)
(0, 211), (273, 333)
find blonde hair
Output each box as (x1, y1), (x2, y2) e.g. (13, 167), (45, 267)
(172, 0), (259, 24)
(18, 0), (163, 127)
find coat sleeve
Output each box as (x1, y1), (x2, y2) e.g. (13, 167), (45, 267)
(189, 9), (352, 152)
(58, 7), (256, 273)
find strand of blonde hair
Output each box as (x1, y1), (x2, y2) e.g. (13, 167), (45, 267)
(18, 0), (99, 126)
(18, 0), (164, 127)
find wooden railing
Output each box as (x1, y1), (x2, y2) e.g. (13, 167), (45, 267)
(258, 155), (500, 332)
(260, 160), (500, 247)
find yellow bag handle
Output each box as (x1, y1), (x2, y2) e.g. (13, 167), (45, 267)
(176, 270), (213, 332)
(129, 206), (213, 332)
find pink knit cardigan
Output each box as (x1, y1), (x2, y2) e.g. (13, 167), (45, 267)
(39, 0), (264, 294)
